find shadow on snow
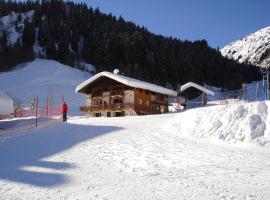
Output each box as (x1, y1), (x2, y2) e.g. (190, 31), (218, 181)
(0, 119), (122, 187)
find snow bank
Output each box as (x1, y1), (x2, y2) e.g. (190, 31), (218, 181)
(169, 101), (270, 146)
(0, 59), (91, 115)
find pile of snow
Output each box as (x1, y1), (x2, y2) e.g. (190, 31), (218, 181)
(169, 101), (270, 146)
(0, 59), (91, 115)
(221, 26), (270, 67)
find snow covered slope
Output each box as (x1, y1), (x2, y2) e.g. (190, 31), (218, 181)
(221, 26), (270, 67)
(0, 59), (91, 114)
(1, 101), (270, 199)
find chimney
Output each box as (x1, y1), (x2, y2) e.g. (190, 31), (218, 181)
(113, 69), (119, 74)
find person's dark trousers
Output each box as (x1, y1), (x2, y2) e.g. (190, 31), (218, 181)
(63, 112), (67, 122)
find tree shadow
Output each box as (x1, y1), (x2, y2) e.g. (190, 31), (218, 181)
(0, 120), (122, 187)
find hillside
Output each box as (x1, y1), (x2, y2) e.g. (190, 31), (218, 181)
(0, 59), (90, 114)
(0, 0), (261, 90)
(221, 26), (270, 68)
(1, 101), (270, 199)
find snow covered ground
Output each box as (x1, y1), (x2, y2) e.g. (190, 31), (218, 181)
(0, 59), (91, 115)
(1, 101), (270, 199)
(1, 58), (270, 199)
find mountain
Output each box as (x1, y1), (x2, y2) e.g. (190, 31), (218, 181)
(221, 27), (270, 68)
(0, 0), (262, 90)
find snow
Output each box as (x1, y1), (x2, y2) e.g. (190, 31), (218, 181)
(171, 101), (270, 145)
(75, 61), (96, 74)
(1, 101), (270, 199)
(0, 10), (34, 46)
(1, 58), (270, 199)
(0, 88), (13, 116)
(221, 26), (270, 67)
(181, 82), (215, 96)
(76, 71), (177, 97)
(0, 59), (91, 115)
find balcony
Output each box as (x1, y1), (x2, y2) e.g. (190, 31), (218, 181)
(91, 90), (124, 99)
(80, 103), (134, 112)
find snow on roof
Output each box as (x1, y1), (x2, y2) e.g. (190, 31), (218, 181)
(180, 82), (214, 96)
(75, 71), (177, 96)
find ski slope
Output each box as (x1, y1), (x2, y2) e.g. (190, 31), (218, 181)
(0, 59), (91, 115)
(1, 101), (270, 199)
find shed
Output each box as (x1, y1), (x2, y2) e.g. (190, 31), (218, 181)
(179, 82), (214, 107)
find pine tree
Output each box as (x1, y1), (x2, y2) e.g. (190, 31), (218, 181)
(22, 19), (35, 48)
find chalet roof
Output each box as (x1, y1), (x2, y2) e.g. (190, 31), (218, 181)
(75, 71), (177, 96)
(180, 82), (214, 96)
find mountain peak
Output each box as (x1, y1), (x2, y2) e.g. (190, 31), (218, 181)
(221, 26), (270, 68)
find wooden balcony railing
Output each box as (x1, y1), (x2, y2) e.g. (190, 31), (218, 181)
(80, 103), (134, 112)
(91, 90), (124, 98)
(110, 90), (124, 96)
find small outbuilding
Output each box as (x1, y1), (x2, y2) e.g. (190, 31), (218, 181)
(179, 82), (214, 107)
(0, 88), (14, 119)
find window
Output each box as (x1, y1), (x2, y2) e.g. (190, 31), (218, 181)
(115, 111), (125, 117)
(91, 87), (103, 97)
(156, 94), (165, 102)
(113, 98), (123, 104)
(92, 99), (102, 106)
(94, 113), (101, 117)
(111, 86), (124, 95)
(139, 99), (142, 105)
(146, 100), (150, 106)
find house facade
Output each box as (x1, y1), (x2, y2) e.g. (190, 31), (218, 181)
(75, 71), (177, 117)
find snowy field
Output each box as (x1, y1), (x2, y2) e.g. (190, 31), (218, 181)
(1, 101), (270, 200)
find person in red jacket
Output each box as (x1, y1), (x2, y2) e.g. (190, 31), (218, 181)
(62, 102), (68, 122)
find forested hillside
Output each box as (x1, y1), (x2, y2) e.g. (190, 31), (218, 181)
(0, 0), (261, 90)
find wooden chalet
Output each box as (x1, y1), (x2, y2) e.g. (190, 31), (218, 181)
(75, 71), (177, 117)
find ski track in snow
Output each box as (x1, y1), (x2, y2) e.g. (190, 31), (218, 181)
(1, 102), (270, 200)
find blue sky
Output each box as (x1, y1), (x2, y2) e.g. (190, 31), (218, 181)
(74, 0), (269, 48)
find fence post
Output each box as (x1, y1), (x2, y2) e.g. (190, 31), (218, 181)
(35, 96), (38, 127)
(61, 96), (64, 121)
(266, 68), (269, 100)
(256, 81), (259, 101)
(242, 83), (246, 101)
(46, 97), (49, 117)
(201, 92), (205, 106)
